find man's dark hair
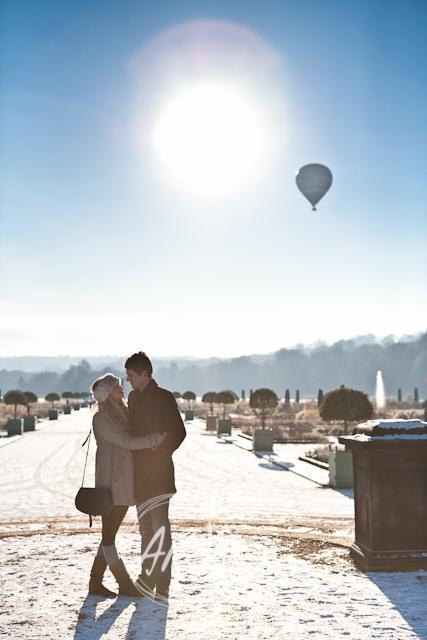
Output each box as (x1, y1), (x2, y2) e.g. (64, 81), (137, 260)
(125, 351), (153, 376)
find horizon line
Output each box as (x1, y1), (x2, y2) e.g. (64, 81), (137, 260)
(0, 330), (425, 362)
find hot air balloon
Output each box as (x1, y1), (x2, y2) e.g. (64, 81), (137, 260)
(295, 163), (333, 211)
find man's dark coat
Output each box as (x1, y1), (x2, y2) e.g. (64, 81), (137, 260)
(128, 379), (186, 502)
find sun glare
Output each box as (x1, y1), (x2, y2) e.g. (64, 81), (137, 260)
(152, 81), (274, 197)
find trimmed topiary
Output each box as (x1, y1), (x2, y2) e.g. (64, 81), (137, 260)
(202, 391), (217, 416)
(250, 388), (279, 429)
(4, 390), (28, 420)
(216, 390), (237, 419)
(319, 387), (374, 434)
(45, 393), (60, 409)
(23, 391), (38, 415)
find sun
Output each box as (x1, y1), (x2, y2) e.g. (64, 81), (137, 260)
(151, 81), (274, 197)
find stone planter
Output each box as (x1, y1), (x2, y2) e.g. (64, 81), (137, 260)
(23, 415), (36, 431)
(328, 448), (353, 488)
(7, 418), (23, 436)
(253, 428), (274, 451)
(206, 416), (218, 431)
(81, 401), (88, 408)
(217, 418), (232, 435)
(339, 419), (427, 571)
(48, 409), (58, 420)
(184, 410), (194, 421)
(64, 406), (71, 415)
(73, 403), (80, 411)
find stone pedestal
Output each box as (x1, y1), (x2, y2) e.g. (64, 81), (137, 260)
(184, 410), (194, 421)
(329, 449), (353, 488)
(23, 416), (36, 431)
(253, 429), (274, 451)
(7, 418), (23, 436)
(217, 418), (232, 435)
(206, 416), (218, 431)
(340, 420), (427, 571)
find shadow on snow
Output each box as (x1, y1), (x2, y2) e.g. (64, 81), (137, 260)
(74, 594), (168, 639)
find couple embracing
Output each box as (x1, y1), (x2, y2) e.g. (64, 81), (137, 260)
(88, 351), (186, 602)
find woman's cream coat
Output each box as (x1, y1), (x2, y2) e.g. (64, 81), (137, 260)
(92, 410), (152, 506)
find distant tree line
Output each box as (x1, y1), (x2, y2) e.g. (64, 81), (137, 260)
(0, 359), (121, 397)
(155, 333), (427, 398)
(0, 333), (426, 398)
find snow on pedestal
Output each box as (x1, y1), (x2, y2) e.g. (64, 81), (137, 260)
(353, 418), (427, 439)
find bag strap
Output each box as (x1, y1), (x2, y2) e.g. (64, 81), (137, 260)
(81, 428), (92, 488)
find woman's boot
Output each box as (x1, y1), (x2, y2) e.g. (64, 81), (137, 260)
(109, 559), (144, 597)
(88, 556), (117, 598)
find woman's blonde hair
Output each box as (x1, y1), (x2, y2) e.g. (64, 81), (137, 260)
(97, 396), (128, 425)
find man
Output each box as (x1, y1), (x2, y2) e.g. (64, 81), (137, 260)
(125, 351), (186, 601)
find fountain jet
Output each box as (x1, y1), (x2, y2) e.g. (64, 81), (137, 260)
(375, 370), (386, 410)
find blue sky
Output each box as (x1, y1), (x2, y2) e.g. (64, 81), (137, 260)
(1, 0), (426, 357)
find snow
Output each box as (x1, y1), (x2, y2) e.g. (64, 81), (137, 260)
(351, 419), (427, 440)
(357, 419), (427, 431)
(352, 433), (427, 441)
(0, 413), (354, 521)
(2, 529), (427, 639)
(1, 410), (427, 639)
(226, 434), (331, 485)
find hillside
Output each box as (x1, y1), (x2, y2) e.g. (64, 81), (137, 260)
(0, 333), (425, 398)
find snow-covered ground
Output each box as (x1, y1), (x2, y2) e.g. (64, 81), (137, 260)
(1, 410), (426, 639)
(0, 411), (353, 521)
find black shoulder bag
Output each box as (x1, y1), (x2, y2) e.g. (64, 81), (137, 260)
(74, 429), (113, 527)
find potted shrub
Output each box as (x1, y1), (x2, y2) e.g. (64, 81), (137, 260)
(319, 386), (374, 488)
(216, 390), (237, 435)
(202, 391), (218, 431)
(182, 391), (196, 421)
(4, 390), (27, 436)
(62, 391), (73, 414)
(23, 391), (38, 431)
(80, 391), (91, 408)
(46, 393), (60, 420)
(250, 388), (278, 451)
(72, 392), (81, 410)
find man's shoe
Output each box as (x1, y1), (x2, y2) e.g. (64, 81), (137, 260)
(88, 556), (117, 598)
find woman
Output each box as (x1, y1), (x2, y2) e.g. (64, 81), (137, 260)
(88, 373), (167, 598)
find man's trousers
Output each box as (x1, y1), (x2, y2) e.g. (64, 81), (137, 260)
(136, 497), (172, 595)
